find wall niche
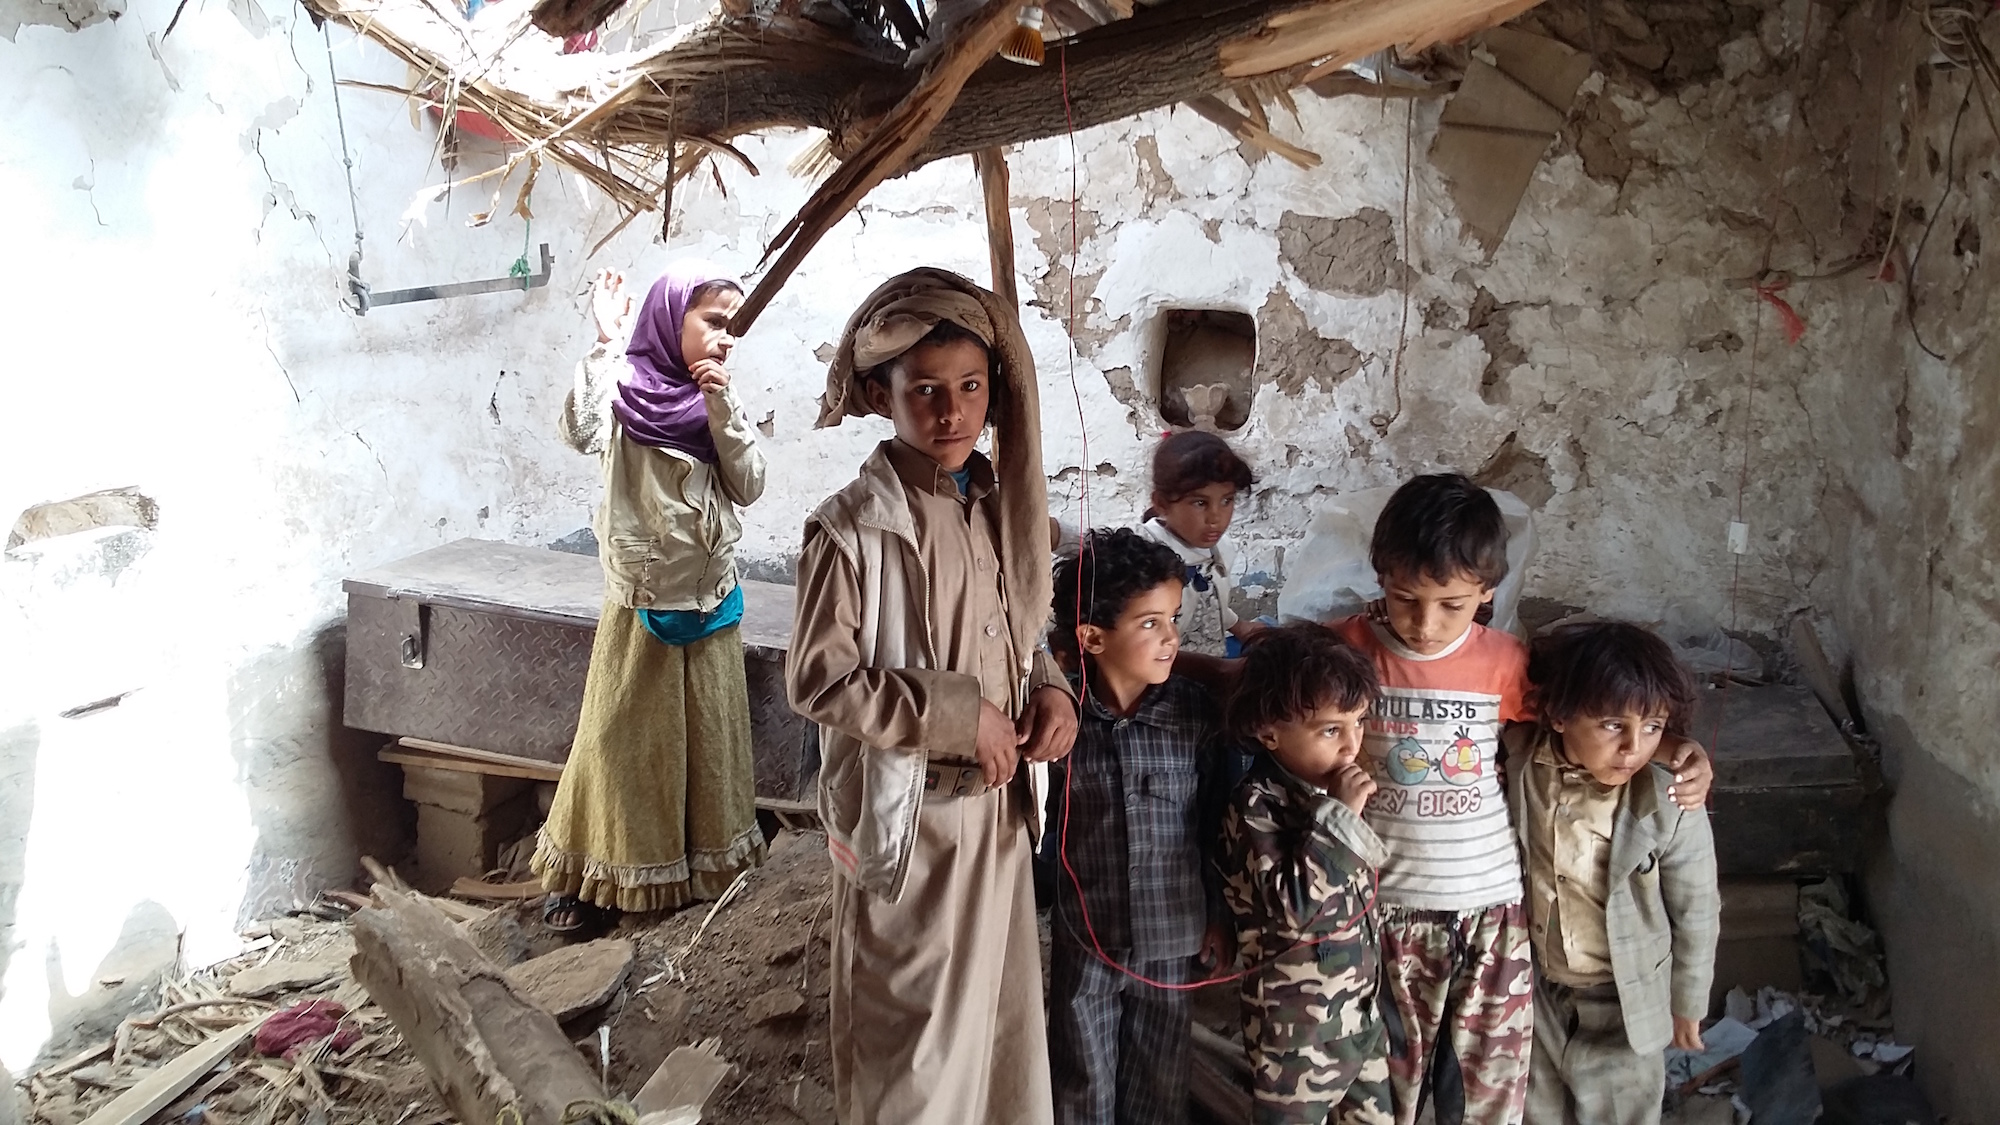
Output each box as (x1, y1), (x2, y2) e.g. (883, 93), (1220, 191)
(1156, 308), (1257, 432)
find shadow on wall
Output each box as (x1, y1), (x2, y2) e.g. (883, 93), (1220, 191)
(226, 623), (411, 928)
(35, 901), (183, 1067)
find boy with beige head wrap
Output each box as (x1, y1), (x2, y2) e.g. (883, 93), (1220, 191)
(787, 268), (1077, 1125)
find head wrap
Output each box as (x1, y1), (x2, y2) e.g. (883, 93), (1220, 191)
(819, 267), (1054, 684)
(614, 259), (739, 461)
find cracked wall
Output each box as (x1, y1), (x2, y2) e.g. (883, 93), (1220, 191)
(3, 0), (1995, 1107)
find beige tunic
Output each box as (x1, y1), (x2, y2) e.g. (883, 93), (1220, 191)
(789, 440), (1062, 758)
(791, 439), (1064, 1125)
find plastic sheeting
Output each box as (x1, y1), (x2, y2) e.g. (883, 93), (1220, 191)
(1273, 486), (1538, 637)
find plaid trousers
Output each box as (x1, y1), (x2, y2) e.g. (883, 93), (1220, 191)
(1049, 937), (1197, 1125)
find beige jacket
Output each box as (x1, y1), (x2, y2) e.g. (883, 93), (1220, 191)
(559, 341), (766, 611)
(788, 443), (1060, 902)
(1506, 728), (1722, 1053)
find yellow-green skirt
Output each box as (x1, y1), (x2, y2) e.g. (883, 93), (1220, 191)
(531, 603), (766, 912)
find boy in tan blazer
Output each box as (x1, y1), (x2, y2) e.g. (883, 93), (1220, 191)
(1505, 622), (1720, 1125)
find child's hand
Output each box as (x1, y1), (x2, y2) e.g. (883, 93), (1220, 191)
(1017, 685), (1079, 764)
(590, 268), (632, 343)
(1198, 922), (1235, 977)
(1672, 1016), (1705, 1051)
(975, 699), (1022, 789)
(1658, 737), (1713, 809)
(691, 358), (730, 394)
(1328, 762), (1376, 813)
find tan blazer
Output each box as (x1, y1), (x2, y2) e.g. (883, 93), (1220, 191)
(1507, 734), (1721, 1053)
(559, 342), (766, 612)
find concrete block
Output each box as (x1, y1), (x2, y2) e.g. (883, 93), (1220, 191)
(403, 765), (531, 815)
(412, 793), (534, 892)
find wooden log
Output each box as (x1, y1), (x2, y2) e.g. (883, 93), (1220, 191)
(975, 147), (1019, 312)
(347, 888), (602, 1125)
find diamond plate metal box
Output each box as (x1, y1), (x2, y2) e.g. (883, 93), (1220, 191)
(342, 538), (816, 801)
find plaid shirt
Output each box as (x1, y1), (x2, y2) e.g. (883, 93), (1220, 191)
(1050, 674), (1230, 962)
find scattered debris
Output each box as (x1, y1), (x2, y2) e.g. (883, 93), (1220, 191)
(254, 1001), (362, 1061)
(1740, 1011), (1820, 1125)
(741, 988), (806, 1027)
(632, 1038), (732, 1121)
(348, 887), (601, 1125)
(1798, 881), (1888, 1007)
(503, 938), (636, 1021)
(76, 1018), (260, 1125)
(228, 960), (342, 998)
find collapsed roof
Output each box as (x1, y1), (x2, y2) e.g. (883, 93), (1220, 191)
(303, 0), (1548, 328)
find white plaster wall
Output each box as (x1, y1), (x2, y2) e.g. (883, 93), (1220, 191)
(0, 0), (1868, 1074)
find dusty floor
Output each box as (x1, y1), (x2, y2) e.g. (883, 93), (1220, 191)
(598, 829), (836, 1125)
(15, 827), (1905, 1125)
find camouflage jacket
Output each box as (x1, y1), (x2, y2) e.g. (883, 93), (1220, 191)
(1220, 756), (1390, 1049)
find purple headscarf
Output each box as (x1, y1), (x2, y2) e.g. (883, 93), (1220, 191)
(613, 259), (739, 462)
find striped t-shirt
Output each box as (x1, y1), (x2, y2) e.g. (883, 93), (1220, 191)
(1334, 615), (1531, 913)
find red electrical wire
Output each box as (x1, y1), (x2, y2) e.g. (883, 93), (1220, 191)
(1049, 44), (1377, 993)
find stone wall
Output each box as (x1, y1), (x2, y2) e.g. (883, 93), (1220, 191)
(2, 0), (1994, 1108)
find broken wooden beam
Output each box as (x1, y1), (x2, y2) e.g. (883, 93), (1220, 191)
(975, 147), (1020, 311)
(1184, 94), (1322, 168)
(348, 888), (602, 1125)
(731, 0), (1030, 335)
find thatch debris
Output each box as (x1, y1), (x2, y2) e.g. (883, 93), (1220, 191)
(301, 0), (1548, 328)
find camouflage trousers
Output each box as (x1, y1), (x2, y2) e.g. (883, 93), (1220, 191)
(1245, 1020), (1394, 1125)
(1380, 902), (1534, 1125)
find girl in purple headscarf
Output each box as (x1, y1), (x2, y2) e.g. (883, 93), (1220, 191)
(532, 261), (769, 932)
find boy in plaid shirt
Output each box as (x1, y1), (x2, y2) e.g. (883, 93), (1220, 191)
(1047, 527), (1233, 1125)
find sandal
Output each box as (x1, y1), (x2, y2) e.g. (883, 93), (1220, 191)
(542, 894), (590, 934)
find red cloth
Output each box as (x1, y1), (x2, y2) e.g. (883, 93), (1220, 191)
(255, 1000), (360, 1060)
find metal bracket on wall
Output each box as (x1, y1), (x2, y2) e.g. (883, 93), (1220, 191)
(346, 244), (554, 315)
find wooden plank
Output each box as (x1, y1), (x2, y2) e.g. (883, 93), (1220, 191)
(449, 878), (548, 901)
(77, 1019), (260, 1125)
(633, 1037), (733, 1119)
(349, 888), (603, 1125)
(390, 739), (567, 782)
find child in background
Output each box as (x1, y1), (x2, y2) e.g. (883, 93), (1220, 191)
(1142, 431), (1264, 657)
(1046, 527), (1232, 1125)
(1509, 622), (1718, 1125)
(1327, 473), (1713, 1125)
(1220, 624), (1394, 1125)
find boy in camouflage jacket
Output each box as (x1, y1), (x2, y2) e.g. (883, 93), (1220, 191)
(1219, 625), (1392, 1125)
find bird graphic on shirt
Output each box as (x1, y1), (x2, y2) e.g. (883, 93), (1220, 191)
(1385, 737), (1434, 785)
(1439, 727), (1482, 785)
